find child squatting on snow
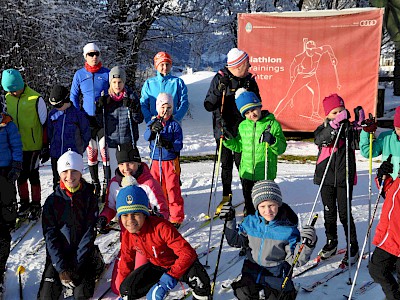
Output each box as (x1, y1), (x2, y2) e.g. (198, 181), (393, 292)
(219, 180), (317, 300)
(115, 183), (211, 300)
(223, 88), (287, 216)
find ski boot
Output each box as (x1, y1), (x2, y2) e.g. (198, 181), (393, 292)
(318, 239), (338, 260)
(29, 202), (42, 221)
(17, 201), (30, 218)
(215, 195), (231, 216)
(341, 245), (360, 266)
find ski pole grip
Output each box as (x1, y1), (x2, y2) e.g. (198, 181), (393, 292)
(310, 214), (318, 227)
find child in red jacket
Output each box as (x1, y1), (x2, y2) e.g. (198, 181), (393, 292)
(115, 183), (210, 299)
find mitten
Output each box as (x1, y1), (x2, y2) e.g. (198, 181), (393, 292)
(7, 161), (22, 183)
(150, 119), (164, 134)
(59, 271), (76, 289)
(146, 273), (178, 300)
(361, 113), (377, 133)
(354, 106), (365, 127)
(260, 131), (276, 145)
(39, 147), (50, 164)
(377, 160), (393, 181)
(219, 203), (235, 221)
(329, 109), (350, 129)
(301, 225), (317, 248)
(96, 216), (109, 234)
(218, 76), (230, 92)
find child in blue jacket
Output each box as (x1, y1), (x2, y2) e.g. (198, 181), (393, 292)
(47, 85), (90, 189)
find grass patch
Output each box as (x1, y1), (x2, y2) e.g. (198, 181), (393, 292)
(179, 154), (317, 164)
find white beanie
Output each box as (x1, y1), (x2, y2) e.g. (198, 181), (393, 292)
(57, 150), (84, 175)
(226, 48), (249, 69)
(83, 42), (100, 57)
(156, 92), (173, 114)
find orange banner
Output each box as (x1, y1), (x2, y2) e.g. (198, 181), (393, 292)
(238, 8), (383, 132)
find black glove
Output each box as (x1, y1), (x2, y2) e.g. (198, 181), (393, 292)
(218, 76), (230, 92)
(159, 137), (173, 150)
(260, 130), (276, 145)
(301, 225), (317, 248)
(377, 160), (393, 181)
(222, 127), (234, 140)
(39, 147), (50, 164)
(219, 203), (235, 221)
(97, 95), (109, 108)
(7, 161), (22, 183)
(361, 113), (377, 133)
(150, 119), (164, 134)
(96, 216), (109, 234)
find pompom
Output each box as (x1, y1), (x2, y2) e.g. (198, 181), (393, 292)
(235, 87), (247, 99)
(121, 176), (138, 187)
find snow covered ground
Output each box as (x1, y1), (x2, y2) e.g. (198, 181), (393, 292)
(4, 71), (398, 299)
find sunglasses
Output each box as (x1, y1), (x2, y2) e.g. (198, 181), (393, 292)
(87, 51), (100, 57)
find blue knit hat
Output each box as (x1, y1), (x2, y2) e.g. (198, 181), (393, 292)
(116, 184), (150, 218)
(235, 88), (262, 117)
(1, 69), (24, 92)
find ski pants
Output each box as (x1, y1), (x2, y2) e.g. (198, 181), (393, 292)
(87, 127), (107, 167)
(0, 223), (12, 277)
(369, 247), (400, 300)
(320, 184), (358, 249)
(241, 178), (256, 215)
(119, 259), (211, 300)
(17, 150), (41, 204)
(216, 139), (241, 197)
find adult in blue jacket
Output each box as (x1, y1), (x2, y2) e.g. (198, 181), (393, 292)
(140, 51), (189, 124)
(70, 42), (109, 197)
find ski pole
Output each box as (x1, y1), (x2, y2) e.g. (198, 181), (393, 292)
(17, 265), (25, 300)
(260, 125), (271, 180)
(206, 145), (218, 217)
(278, 214), (318, 300)
(149, 110), (167, 170)
(101, 90), (110, 203)
(345, 121), (352, 284)
(347, 155), (392, 299)
(210, 194), (232, 299)
(308, 123), (344, 224)
(127, 106), (136, 148)
(368, 130), (373, 261)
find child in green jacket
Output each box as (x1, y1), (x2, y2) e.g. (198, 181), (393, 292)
(223, 88), (287, 215)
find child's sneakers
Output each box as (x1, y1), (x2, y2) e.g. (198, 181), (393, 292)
(318, 239), (338, 259)
(215, 196), (231, 215)
(341, 246), (360, 266)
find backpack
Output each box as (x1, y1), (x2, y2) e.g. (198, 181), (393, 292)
(0, 176), (18, 224)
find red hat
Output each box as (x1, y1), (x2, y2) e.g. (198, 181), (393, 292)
(323, 94), (345, 116)
(394, 106), (400, 128)
(154, 52), (172, 69)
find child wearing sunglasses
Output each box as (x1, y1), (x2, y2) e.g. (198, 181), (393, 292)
(47, 85), (91, 190)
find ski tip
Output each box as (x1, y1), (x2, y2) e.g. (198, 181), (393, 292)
(314, 256), (322, 263)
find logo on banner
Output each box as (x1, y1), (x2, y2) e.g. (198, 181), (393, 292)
(360, 20), (377, 26)
(245, 22), (253, 33)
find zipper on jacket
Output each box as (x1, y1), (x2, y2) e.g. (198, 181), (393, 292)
(252, 122), (256, 181)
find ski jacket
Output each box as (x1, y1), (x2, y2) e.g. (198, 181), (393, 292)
(144, 117), (183, 161)
(313, 121), (357, 187)
(140, 72), (189, 123)
(116, 216), (197, 289)
(0, 113), (22, 167)
(224, 203), (313, 269)
(373, 176), (400, 256)
(5, 86), (46, 151)
(95, 90), (143, 148)
(360, 129), (400, 178)
(204, 68), (260, 140)
(42, 180), (98, 274)
(70, 66), (110, 116)
(47, 104), (91, 159)
(101, 163), (169, 222)
(223, 111), (286, 180)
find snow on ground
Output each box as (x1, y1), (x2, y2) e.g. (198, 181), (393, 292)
(4, 71), (397, 299)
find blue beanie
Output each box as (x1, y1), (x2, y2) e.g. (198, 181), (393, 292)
(235, 89), (262, 117)
(116, 184), (150, 218)
(1, 69), (24, 92)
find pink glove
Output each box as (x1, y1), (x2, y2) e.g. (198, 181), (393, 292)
(329, 109), (350, 129)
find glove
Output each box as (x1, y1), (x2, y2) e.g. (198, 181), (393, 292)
(150, 119), (164, 134)
(222, 127), (234, 140)
(159, 137), (173, 150)
(353, 106), (365, 127)
(59, 271), (76, 289)
(329, 109), (350, 129)
(146, 273), (178, 300)
(260, 130), (276, 145)
(219, 203), (235, 221)
(218, 75), (230, 92)
(301, 225), (317, 248)
(96, 216), (109, 234)
(377, 160), (393, 181)
(361, 113), (377, 133)
(39, 147), (50, 164)
(97, 95), (109, 108)
(7, 161), (22, 183)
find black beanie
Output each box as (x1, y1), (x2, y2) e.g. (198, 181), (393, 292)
(49, 85), (69, 106)
(116, 143), (141, 164)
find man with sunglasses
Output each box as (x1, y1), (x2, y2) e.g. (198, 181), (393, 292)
(70, 42), (110, 199)
(47, 85), (90, 190)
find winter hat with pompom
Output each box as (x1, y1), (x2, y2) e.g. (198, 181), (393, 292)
(1, 69), (24, 92)
(83, 42), (100, 57)
(226, 48), (249, 69)
(57, 149), (84, 175)
(116, 143), (141, 164)
(109, 66), (126, 84)
(252, 180), (283, 209)
(154, 52), (172, 69)
(116, 182), (150, 218)
(156, 92), (173, 115)
(323, 94), (345, 116)
(235, 88), (262, 117)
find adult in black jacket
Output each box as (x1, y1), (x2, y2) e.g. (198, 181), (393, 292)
(204, 48), (260, 213)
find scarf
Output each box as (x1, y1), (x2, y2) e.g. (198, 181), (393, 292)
(109, 88), (127, 102)
(84, 61), (103, 73)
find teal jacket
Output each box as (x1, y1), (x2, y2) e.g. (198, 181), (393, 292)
(223, 111), (286, 181)
(360, 129), (400, 178)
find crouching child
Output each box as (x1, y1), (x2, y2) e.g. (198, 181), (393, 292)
(115, 182), (211, 300)
(219, 180), (317, 300)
